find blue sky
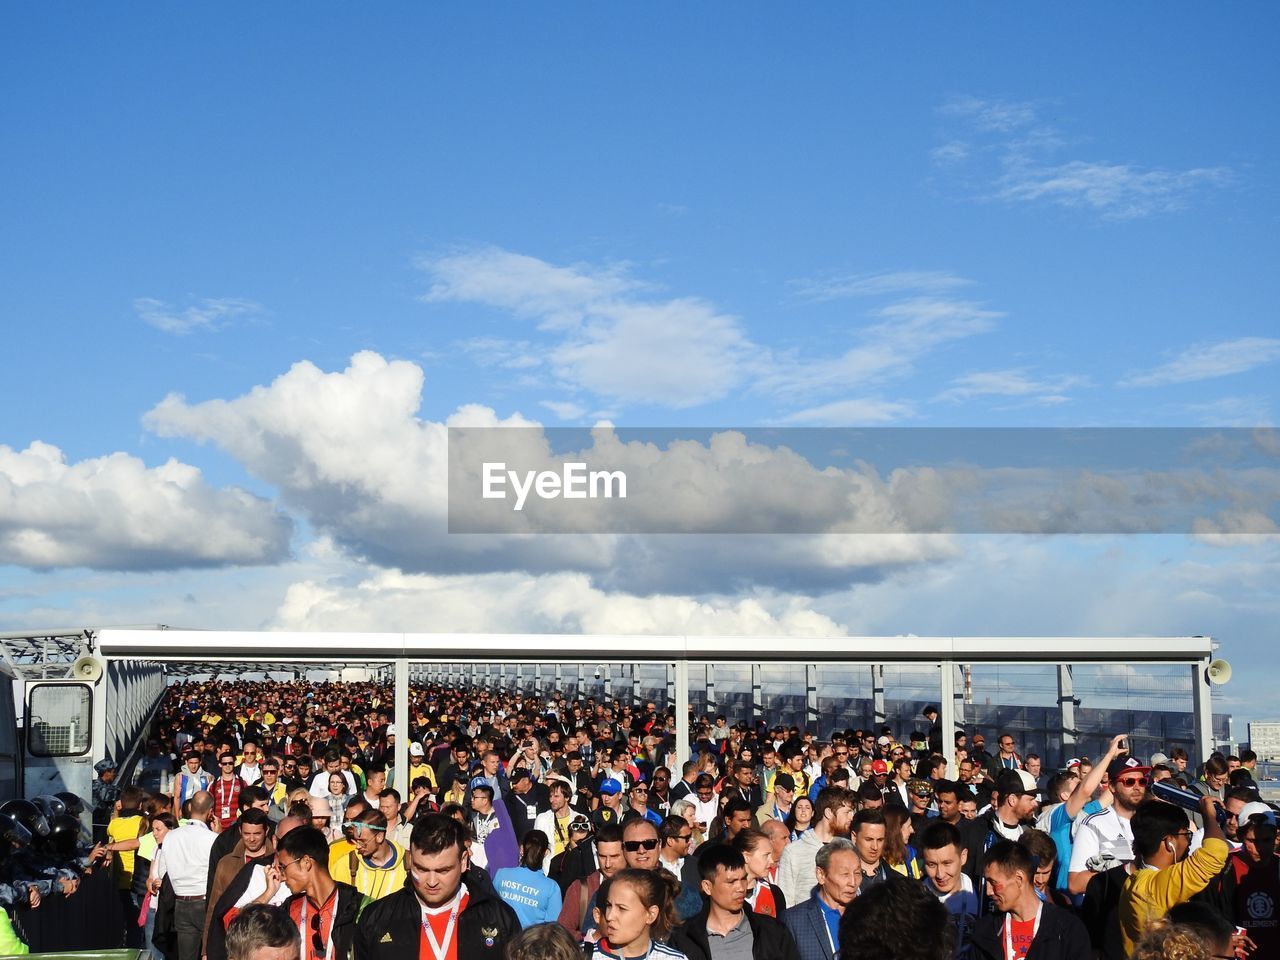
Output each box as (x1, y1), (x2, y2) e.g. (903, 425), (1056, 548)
(1, 5), (1277, 737)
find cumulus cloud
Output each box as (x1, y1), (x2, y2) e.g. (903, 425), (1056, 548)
(272, 568), (851, 636)
(144, 351), (957, 593)
(0, 441), (291, 570)
(134, 296), (264, 335)
(1121, 337), (1280, 387)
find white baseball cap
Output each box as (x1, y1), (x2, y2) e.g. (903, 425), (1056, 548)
(409, 742), (425, 756)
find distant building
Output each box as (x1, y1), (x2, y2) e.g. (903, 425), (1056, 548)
(1248, 721), (1280, 761)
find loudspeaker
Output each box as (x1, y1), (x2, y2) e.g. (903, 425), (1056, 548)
(70, 655), (104, 684)
(1205, 659), (1232, 685)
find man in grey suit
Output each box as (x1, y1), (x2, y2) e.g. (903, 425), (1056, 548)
(783, 838), (861, 960)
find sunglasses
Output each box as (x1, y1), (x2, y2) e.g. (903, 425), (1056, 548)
(344, 821), (386, 834)
(623, 838), (659, 852)
(309, 910), (325, 956)
(1116, 776), (1149, 787)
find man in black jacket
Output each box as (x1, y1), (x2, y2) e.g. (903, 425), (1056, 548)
(354, 813), (519, 960)
(970, 840), (1089, 960)
(669, 844), (801, 960)
(274, 826), (365, 960)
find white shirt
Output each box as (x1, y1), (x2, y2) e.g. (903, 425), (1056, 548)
(1068, 807), (1134, 873)
(235, 864), (291, 908)
(154, 820), (218, 896)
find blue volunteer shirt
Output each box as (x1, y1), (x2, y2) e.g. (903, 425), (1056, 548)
(493, 865), (563, 928)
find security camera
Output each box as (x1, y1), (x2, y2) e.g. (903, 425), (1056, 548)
(594, 668), (602, 679)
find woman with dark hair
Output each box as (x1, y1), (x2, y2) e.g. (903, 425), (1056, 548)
(494, 830), (564, 928)
(840, 878), (954, 960)
(784, 795), (815, 841)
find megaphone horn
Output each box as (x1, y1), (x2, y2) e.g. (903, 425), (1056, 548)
(70, 655), (104, 684)
(1205, 659), (1232, 685)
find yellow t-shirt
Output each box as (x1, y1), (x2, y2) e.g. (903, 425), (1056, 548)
(107, 814), (145, 889)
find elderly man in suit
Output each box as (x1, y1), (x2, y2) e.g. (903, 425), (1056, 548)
(783, 838), (861, 960)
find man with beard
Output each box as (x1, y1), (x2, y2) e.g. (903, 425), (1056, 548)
(1068, 754), (1150, 895)
(962, 769), (1038, 908)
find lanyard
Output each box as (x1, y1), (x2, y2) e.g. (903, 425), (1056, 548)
(420, 884), (466, 960)
(299, 894), (337, 960)
(1003, 903), (1042, 960)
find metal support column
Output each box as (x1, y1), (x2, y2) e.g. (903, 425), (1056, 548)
(706, 664), (716, 715)
(952, 663), (966, 731)
(577, 663), (585, 698)
(675, 660), (690, 765)
(1057, 664), (1077, 766)
(939, 660), (957, 778)
(603, 664), (613, 700)
(1192, 659), (1214, 762)
(666, 663), (675, 708)
(632, 664), (641, 708)
(806, 664), (819, 735)
(394, 658), (409, 796)
(872, 665), (886, 727)
(751, 663), (762, 725)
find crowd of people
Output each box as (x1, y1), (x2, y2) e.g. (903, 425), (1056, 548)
(7, 677), (1278, 960)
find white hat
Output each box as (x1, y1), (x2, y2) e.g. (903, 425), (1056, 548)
(1239, 801), (1276, 825)
(877, 735), (892, 746)
(409, 742), (425, 756)
(386, 724), (397, 736)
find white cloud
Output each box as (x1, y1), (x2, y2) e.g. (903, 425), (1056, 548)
(1191, 509), (1280, 548)
(1121, 337), (1280, 387)
(425, 249), (1001, 416)
(774, 399), (915, 425)
(420, 248), (752, 408)
(143, 351), (956, 592)
(939, 95), (1039, 133)
(935, 95), (1232, 220)
(540, 400), (586, 420)
(761, 297), (1002, 402)
(457, 337), (543, 370)
(792, 270), (973, 302)
(997, 160), (1233, 220)
(272, 568), (851, 636)
(937, 369), (1087, 404)
(420, 247), (640, 329)
(134, 296), (264, 335)
(0, 441), (291, 570)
